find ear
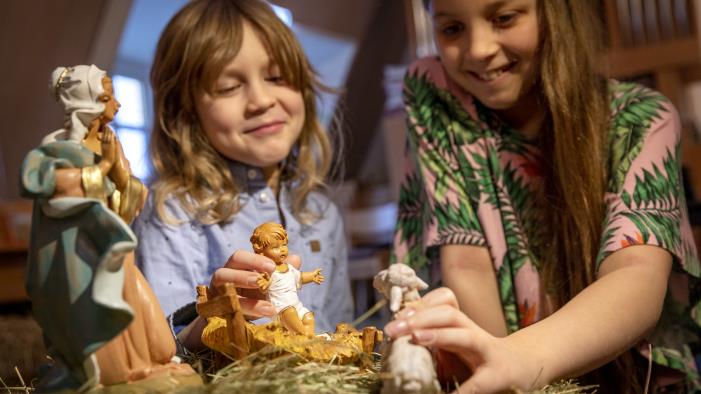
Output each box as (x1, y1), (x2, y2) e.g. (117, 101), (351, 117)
(416, 277), (429, 290)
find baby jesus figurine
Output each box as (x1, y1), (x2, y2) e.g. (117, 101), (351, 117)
(251, 222), (324, 337)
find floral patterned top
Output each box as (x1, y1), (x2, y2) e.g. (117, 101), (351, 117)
(392, 57), (701, 388)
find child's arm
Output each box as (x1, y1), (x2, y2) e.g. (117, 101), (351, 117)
(385, 244), (672, 392)
(440, 244), (509, 337)
(301, 268), (324, 285)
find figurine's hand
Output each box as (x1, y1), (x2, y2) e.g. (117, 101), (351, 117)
(311, 268), (324, 284)
(109, 134), (132, 189)
(99, 128), (117, 175)
(210, 250), (277, 319)
(256, 272), (271, 293)
(385, 288), (539, 393)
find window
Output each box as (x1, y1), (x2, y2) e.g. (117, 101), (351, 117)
(112, 75), (151, 181)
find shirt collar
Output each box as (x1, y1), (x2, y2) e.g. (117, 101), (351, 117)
(226, 160), (268, 193)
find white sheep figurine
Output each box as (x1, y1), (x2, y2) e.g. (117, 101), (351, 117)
(381, 336), (441, 394)
(373, 263), (429, 313)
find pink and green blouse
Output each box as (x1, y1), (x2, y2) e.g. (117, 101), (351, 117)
(392, 57), (701, 388)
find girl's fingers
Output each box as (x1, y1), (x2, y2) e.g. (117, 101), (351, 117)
(225, 250), (276, 273)
(411, 327), (484, 354)
(386, 304), (474, 337)
(418, 287), (460, 309)
(395, 287), (459, 320)
(239, 297), (275, 318)
(211, 267), (267, 289)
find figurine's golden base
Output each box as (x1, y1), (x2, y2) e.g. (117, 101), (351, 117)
(202, 317), (381, 366)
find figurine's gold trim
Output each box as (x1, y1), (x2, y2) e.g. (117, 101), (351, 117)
(54, 67), (72, 101)
(117, 176), (146, 223)
(81, 164), (106, 202)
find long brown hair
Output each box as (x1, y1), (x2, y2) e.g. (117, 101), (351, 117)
(150, 0), (334, 224)
(537, 2), (642, 392)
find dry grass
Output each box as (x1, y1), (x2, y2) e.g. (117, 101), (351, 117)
(0, 315), (596, 394)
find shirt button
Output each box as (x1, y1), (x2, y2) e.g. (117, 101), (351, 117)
(259, 192), (269, 203)
(247, 169), (257, 180)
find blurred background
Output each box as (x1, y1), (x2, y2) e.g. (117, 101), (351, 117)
(1, 0), (700, 386)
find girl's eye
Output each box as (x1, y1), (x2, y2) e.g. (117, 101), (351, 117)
(266, 75), (285, 85)
(216, 86), (241, 95)
(440, 23), (464, 37)
(493, 12), (517, 27)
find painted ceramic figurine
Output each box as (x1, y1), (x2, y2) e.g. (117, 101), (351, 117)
(252, 222), (325, 337)
(20, 65), (197, 390)
(374, 264), (440, 394)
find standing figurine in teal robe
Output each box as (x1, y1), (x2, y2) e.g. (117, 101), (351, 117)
(20, 65), (196, 390)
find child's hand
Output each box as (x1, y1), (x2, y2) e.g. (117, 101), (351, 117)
(385, 287), (540, 393)
(310, 268), (324, 284)
(210, 250), (277, 318)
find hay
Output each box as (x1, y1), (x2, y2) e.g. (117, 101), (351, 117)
(175, 343), (596, 394)
(176, 346), (382, 394)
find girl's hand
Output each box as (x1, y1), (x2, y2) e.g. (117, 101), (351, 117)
(385, 287), (541, 394)
(210, 250), (277, 319)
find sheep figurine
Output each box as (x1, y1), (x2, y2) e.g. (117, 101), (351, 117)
(374, 263), (439, 394)
(373, 263), (429, 313)
(381, 336), (441, 394)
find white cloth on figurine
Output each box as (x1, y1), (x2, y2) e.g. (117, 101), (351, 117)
(43, 65), (107, 144)
(268, 265), (310, 320)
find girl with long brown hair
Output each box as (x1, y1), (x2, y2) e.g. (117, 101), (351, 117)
(388, 0), (700, 392)
(132, 0), (352, 350)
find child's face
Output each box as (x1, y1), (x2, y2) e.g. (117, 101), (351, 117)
(430, 0), (539, 113)
(261, 240), (288, 264)
(195, 21), (305, 170)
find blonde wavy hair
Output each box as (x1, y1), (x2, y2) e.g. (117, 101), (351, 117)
(150, 0), (335, 225)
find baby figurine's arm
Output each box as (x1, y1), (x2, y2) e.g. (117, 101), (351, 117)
(301, 268), (324, 285)
(256, 272), (271, 293)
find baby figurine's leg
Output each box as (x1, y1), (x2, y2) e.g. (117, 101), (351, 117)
(301, 311), (315, 337)
(279, 307), (307, 336)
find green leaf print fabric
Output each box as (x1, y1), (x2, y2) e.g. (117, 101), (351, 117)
(391, 57), (701, 389)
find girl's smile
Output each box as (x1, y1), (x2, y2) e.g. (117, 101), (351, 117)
(468, 61), (517, 83)
(243, 120), (286, 135)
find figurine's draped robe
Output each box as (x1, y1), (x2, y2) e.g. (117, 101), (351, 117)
(21, 140), (177, 385)
(21, 141), (134, 372)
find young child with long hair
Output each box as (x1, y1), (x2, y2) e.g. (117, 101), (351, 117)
(132, 0), (353, 350)
(387, 0), (700, 392)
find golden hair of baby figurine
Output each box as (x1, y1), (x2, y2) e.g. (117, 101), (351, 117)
(251, 222), (324, 337)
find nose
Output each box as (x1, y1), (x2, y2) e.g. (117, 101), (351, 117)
(245, 80), (275, 114)
(464, 23), (499, 63)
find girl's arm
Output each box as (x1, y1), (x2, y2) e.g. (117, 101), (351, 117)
(506, 245), (671, 385)
(440, 244), (508, 337)
(386, 244), (671, 392)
